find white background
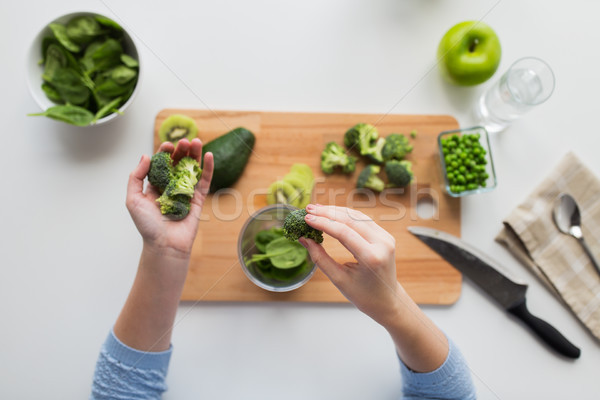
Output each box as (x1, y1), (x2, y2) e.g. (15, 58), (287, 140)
(1, 0), (599, 399)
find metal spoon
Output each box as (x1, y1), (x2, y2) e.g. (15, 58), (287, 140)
(553, 193), (600, 276)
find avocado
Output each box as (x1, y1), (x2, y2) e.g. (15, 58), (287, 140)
(202, 127), (256, 193)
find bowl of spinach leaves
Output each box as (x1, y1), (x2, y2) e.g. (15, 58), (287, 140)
(27, 12), (140, 126)
(238, 205), (317, 292)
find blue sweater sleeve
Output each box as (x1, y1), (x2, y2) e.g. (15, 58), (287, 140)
(90, 330), (172, 400)
(399, 338), (476, 400)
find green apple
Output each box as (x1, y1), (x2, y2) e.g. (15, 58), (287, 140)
(437, 21), (501, 86)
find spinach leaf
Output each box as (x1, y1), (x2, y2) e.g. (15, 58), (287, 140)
(81, 38), (123, 74)
(28, 105), (95, 126)
(49, 23), (81, 53)
(120, 54), (139, 68)
(42, 44), (68, 82)
(255, 227), (285, 252)
(66, 16), (104, 44)
(95, 75), (136, 97)
(41, 83), (63, 103)
(92, 96), (122, 122)
(49, 68), (90, 105)
(250, 237), (307, 269)
(94, 15), (123, 32)
(110, 65), (137, 85)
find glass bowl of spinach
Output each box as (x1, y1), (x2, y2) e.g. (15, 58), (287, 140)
(27, 12), (141, 127)
(238, 205), (317, 292)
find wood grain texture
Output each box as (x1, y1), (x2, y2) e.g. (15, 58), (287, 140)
(154, 109), (461, 304)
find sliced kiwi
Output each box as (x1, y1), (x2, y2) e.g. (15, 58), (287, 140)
(283, 172), (312, 208)
(158, 114), (198, 143)
(267, 180), (303, 208)
(290, 164), (314, 182)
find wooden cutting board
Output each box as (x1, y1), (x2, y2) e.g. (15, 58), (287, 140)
(154, 109), (461, 304)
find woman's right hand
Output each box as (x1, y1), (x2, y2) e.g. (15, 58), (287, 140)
(299, 204), (406, 327)
(300, 204), (449, 373)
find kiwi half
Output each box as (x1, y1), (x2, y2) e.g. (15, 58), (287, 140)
(158, 114), (199, 143)
(267, 180), (303, 208)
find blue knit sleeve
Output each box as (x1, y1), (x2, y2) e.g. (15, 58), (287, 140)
(399, 338), (476, 400)
(90, 330), (172, 400)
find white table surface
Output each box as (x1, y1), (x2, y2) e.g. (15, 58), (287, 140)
(2, 0), (599, 399)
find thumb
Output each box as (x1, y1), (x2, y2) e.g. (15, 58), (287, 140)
(299, 238), (344, 284)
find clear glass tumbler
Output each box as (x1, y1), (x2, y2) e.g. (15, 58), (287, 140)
(475, 57), (555, 133)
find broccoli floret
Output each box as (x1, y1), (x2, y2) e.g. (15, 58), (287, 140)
(320, 142), (357, 174)
(385, 160), (413, 188)
(344, 123), (384, 164)
(283, 209), (324, 244)
(165, 157), (202, 197)
(148, 152), (173, 193)
(363, 137), (385, 164)
(156, 193), (191, 220)
(356, 165), (385, 192)
(382, 133), (413, 161)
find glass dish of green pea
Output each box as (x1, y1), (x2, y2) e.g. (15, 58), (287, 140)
(438, 126), (497, 197)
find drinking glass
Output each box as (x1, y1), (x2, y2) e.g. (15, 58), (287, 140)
(475, 57), (555, 133)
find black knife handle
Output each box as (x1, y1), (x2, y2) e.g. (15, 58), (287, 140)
(507, 300), (581, 359)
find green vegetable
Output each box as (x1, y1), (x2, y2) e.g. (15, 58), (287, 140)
(249, 237), (308, 269)
(440, 133), (489, 194)
(384, 160), (413, 188)
(66, 16), (104, 45)
(29, 15), (138, 126)
(255, 227), (285, 252)
(202, 127), (256, 193)
(283, 209), (324, 243)
(248, 227), (314, 282)
(356, 165), (385, 192)
(148, 152), (174, 192)
(320, 142), (357, 174)
(147, 152), (202, 219)
(410, 129), (418, 139)
(382, 133), (413, 161)
(344, 123), (385, 164)
(49, 23), (81, 53)
(156, 193), (191, 220)
(28, 105), (94, 126)
(165, 157), (202, 197)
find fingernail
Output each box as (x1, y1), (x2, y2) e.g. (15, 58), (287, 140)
(305, 214), (315, 221)
(139, 155), (144, 164)
(306, 204), (315, 212)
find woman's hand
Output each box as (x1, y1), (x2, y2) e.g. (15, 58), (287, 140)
(300, 204), (448, 372)
(299, 204), (404, 326)
(125, 138), (214, 258)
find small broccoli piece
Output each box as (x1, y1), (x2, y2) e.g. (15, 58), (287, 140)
(283, 209), (324, 244)
(382, 133), (413, 161)
(410, 129), (418, 139)
(148, 152), (173, 193)
(363, 137), (385, 164)
(385, 160), (414, 188)
(320, 142), (357, 174)
(156, 193), (191, 220)
(356, 165), (385, 192)
(166, 157), (202, 197)
(344, 123), (384, 164)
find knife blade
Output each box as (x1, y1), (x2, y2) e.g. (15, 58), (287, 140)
(408, 226), (581, 359)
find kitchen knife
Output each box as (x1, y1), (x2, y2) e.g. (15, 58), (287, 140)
(408, 226), (581, 359)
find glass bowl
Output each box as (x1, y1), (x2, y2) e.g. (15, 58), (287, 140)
(438, 126), (497, 197)
(237, 205), (317, 292)
(26, 11), (141, 127)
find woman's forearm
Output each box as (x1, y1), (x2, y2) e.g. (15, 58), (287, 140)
(381, 283), (449, 373)
(113, 243), (190, 352)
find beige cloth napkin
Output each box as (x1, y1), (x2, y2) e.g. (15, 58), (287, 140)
(496, 152), (600, 341)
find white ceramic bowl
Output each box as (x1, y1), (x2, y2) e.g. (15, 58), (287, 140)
(26, 11), (141, 126)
